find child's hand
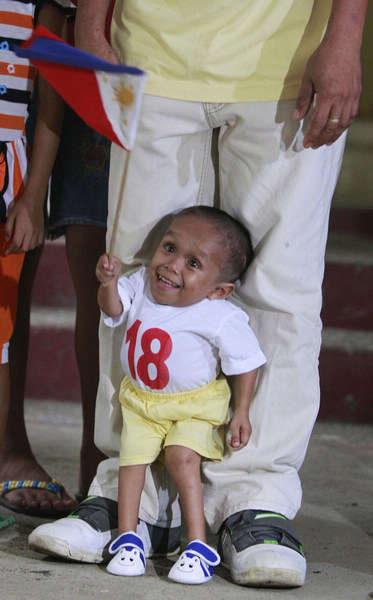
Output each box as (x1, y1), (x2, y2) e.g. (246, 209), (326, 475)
(96, 253), (121, 285)
(96, 253), (123, 317)
(227, 408), (252, 451)
(4, 197), (44, 255)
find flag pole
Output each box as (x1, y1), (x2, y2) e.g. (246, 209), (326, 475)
(108, 149), (131, 262)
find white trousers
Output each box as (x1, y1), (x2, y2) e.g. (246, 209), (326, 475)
(89, 96), (346, 533)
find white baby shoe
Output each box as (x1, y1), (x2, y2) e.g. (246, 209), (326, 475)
(107, 531), (145, 576)
(168, 539), (220, 584)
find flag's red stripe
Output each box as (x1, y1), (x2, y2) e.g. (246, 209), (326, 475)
(32, 61), (125, 148)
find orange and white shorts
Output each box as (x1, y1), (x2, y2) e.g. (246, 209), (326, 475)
(0, 225), (24, 364)
(0, 243), (24, 363)
(0, 138), (28, 363)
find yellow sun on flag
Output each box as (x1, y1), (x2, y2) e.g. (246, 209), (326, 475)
(112, 82), (135, 109)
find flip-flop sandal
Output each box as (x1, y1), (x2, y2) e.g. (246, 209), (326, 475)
(0, 511), (15, 530)
(0, 479), (75, 518)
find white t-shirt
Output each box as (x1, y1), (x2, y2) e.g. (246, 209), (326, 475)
(103, 267), (266, 394)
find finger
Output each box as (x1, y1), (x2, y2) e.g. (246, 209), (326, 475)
(239, 428), (251, 448)
(293, 77), (315, 121)
(29, 224), (45, 251)
(4, 227), (20, 254)
(28, 233), (38, 252)
(320, 107), (345, 146)
(35, 230), (44, 249)
(307, 104), (351, 150)
(302, 93), (334, 148)
(103, 253), (113, 270)
(18, 228), (34, 253)
(111, 255), (121, 271)
(340, 70), (361, 129)
(230, 433), (241, 449)
(325, 110), (351, 147)
(102, 264), (114, 277)
(5, 238), (23, 255)
(336, 91), (359, 134)
(227, 427), (240, 449)
(4, 215), (14, 242)
(304, 84), (359, 148)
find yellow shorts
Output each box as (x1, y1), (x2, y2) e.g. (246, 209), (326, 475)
(119, 375), (231, 467)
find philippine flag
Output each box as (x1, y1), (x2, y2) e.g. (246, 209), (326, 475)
(14, 26), (147, 151)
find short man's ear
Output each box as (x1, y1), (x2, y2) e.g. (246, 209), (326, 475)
(207, 282), (235, 301)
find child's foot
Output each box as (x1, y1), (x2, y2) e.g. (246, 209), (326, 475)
(168, 539), (220, 584)
(107, 531), (146, 576)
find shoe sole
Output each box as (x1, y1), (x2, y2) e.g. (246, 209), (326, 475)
(168, 574), (212, 585)
(28, 534), (104, 563)
(29, 533), (180, 563)
(222, 544), (306, 588)
(229, 564), (304, 588)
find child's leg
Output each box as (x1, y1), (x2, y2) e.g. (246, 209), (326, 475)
(165, 446), (221, 584)
(65, 224), (107, 498)
(0, 364), (10, 445)
(0, 247), (76, 513)
(117, 463), (147, 533)
(164, 445), (205, 542)
(107, 463), (147, 577)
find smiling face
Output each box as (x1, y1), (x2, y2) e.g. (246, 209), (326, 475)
(149, 214), (234, 307)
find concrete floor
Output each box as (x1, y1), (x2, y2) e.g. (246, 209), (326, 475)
(0, 400), (372, 600)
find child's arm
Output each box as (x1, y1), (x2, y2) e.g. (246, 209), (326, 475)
(228, 369), (258, 451)
(96, 253), (124, 317)
(75, 0), (118, 63)
(4, 3), (66, 255)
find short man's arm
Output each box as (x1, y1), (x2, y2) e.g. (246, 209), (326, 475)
(294, 0), (370, 149)
(74, 0), (119, 63)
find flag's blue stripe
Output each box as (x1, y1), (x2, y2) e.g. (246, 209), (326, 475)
(14, 36), (146, 77)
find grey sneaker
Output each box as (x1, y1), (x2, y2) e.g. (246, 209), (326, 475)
(28, 496), (180, 563)
(219, 510), (306, 588)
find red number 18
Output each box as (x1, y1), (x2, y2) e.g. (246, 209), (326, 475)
(125, 319), (172, 390)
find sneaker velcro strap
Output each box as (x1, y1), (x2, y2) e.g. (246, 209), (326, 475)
(225, 510), (304, 556)
(67, 496), (118, 533)
(185, 540), (220, 566)
(109, 531), (145, 557)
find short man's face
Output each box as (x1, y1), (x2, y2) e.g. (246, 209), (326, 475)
(149, 215), (227, 307)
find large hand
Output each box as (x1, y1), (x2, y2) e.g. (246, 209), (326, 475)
(294, 38), (362, 149)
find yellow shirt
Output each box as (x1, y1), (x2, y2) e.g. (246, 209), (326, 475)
(111, 0), (332, 103)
